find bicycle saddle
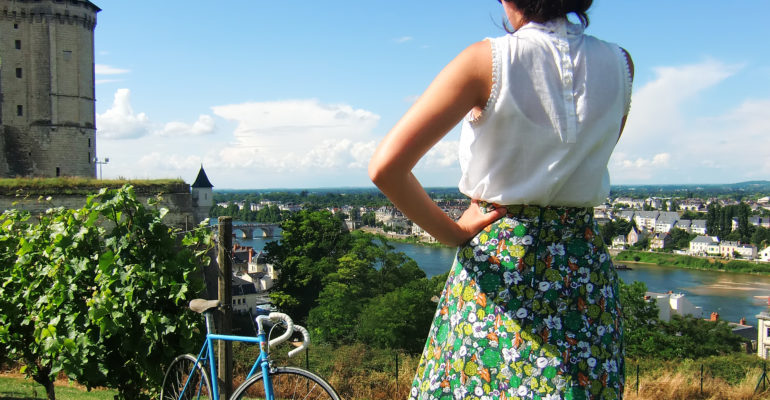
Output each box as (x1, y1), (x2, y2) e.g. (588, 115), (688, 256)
(189, 299), (221, 314)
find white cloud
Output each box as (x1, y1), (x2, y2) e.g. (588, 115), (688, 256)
(95, 79), (123, 85)
(158, 114), (216, 136)
(95, 64), (130, 75)
(98, 89), (218, 139)
(394, 36), (413, 44)
(422, 140), (459, 168)
(609, 60), (769, 184)
(211, 99), (381, 172)
(96, 89), (151, 139)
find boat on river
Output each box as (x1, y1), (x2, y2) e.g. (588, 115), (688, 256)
(615, 264), (633, 271)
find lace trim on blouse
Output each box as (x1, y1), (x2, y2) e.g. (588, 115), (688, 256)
(614, 44), (633, 116)
(467, 38), (501, 126)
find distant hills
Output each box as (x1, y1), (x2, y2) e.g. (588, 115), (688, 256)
(217, 181), (770, 199)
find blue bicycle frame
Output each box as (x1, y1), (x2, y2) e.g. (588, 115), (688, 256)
(178, 331), (274, 400)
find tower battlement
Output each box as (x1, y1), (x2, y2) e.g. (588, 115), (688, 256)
(1, 0), (100, 30)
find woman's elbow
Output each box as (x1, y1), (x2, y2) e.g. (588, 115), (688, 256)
(368, 158), (388, 186)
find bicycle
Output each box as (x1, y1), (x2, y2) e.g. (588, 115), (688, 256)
(160, 298), (340, 400)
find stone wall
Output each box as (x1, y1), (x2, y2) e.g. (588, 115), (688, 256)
(0, 184), (203, 230)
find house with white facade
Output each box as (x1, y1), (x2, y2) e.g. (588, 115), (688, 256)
(655, 212), (679, 233)
(750, 217), (770, 229)
(646, 197), (663, 210)
(720, 241), (742, 258)
(650, 232), (671, 250)
(231, 274), (261, 315)
(613, 197), (645, 209)
(760, 247), (770, 262)
(612, 235), (627, 249)
(618, 210), (636, 222)
(735, 244), (758, 260)
(648, 292), (703, 322)
(690, 220), (708, 235)
(634, 211), (660, 231)
(593, 204), (613, 221)
(689, 235), (719, 256)
(757, 312), (770, 359)
(676, 219), (691, 232)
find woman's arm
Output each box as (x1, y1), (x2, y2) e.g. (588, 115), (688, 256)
(368, 40), (507, 246)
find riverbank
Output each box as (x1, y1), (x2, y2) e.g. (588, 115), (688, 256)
(357, 227), (450, 248)
(615, 250), (770, 275)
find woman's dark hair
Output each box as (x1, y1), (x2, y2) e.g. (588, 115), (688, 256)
(504, 0), (592, 28)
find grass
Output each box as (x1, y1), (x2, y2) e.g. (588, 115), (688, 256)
(0, 374), (116, 400)
(5, 349), (770, 399)
(0, 177), (189, 196)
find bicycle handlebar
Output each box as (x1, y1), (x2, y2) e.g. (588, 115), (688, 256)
(288, 325), (310, 358)
(255, 312), (294, 350)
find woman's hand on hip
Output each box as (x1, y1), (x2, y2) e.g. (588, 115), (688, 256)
(451, 200), (507, 246)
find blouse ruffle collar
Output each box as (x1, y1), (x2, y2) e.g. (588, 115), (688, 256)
(515, 18), (584, 37)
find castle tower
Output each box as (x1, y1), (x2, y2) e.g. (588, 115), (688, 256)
(0, 0), (100, 178)
(191, 165), (213, 223)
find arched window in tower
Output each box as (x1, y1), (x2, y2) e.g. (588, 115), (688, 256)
(15, 68), (22, 78)
(15, 40), (21, 49)
(16, 105), (23, 116)
(56, 167), (60, 177)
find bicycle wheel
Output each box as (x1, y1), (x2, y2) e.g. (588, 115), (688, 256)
(160, 354), (213, 400)
(231, 366), (340, 400)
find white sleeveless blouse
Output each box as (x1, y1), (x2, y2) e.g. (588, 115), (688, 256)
(458, 19), (632, 207)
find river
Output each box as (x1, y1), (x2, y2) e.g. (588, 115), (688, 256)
(233, 231), (770, 326)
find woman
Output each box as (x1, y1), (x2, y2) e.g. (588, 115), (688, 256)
(369, 0), (633, 399)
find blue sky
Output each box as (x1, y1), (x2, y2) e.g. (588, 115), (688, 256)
(93, 1), (770, 189)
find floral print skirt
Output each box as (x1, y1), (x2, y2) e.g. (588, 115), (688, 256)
(410, 204), (624, 400)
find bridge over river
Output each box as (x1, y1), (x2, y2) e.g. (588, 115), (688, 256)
(212, 222), (280, 238)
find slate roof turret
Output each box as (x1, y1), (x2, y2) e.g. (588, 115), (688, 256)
(192, 165), (214, 188)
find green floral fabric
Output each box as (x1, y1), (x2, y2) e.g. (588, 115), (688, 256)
(410, 204), (624, 400)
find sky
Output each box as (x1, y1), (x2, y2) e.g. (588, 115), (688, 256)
(92, 1), (770, 189)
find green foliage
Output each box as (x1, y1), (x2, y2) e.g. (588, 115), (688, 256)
(357, 280), (436, 353)
(599, 219), (634, 245)
(665, 228), (697, 251)
(266, 210), (438, 353)
(266, 210), (351, 321)
(620, 279), (745, 360)
(616, 250), (770, 274)
(0, 177), (187, 196)
(0, 185), (212, 400)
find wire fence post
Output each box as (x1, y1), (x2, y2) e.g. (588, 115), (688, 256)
(395, 352), (399, 395)
(217, 216), (233, 398)
(700, 364), (703, 396)
(636, 364), (639, 395)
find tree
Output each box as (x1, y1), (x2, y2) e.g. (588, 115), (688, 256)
(666, 228), (697, 251)
(0, 186), (212, 400)
(356, 279), (437, 353)
(619, 279), (744, 360)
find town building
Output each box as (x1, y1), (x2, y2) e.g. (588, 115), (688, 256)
(689, 235), (719, 256)
(0, 0), (100, 177)
(757, 312), (770, 359)
(760, 247), (770, 263)
(648, 291), (703, 321)
(649, 232), (671, 250)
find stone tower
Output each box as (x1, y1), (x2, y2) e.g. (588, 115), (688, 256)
(191, 165), (213, 223)
(0, 0), (100, 178)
